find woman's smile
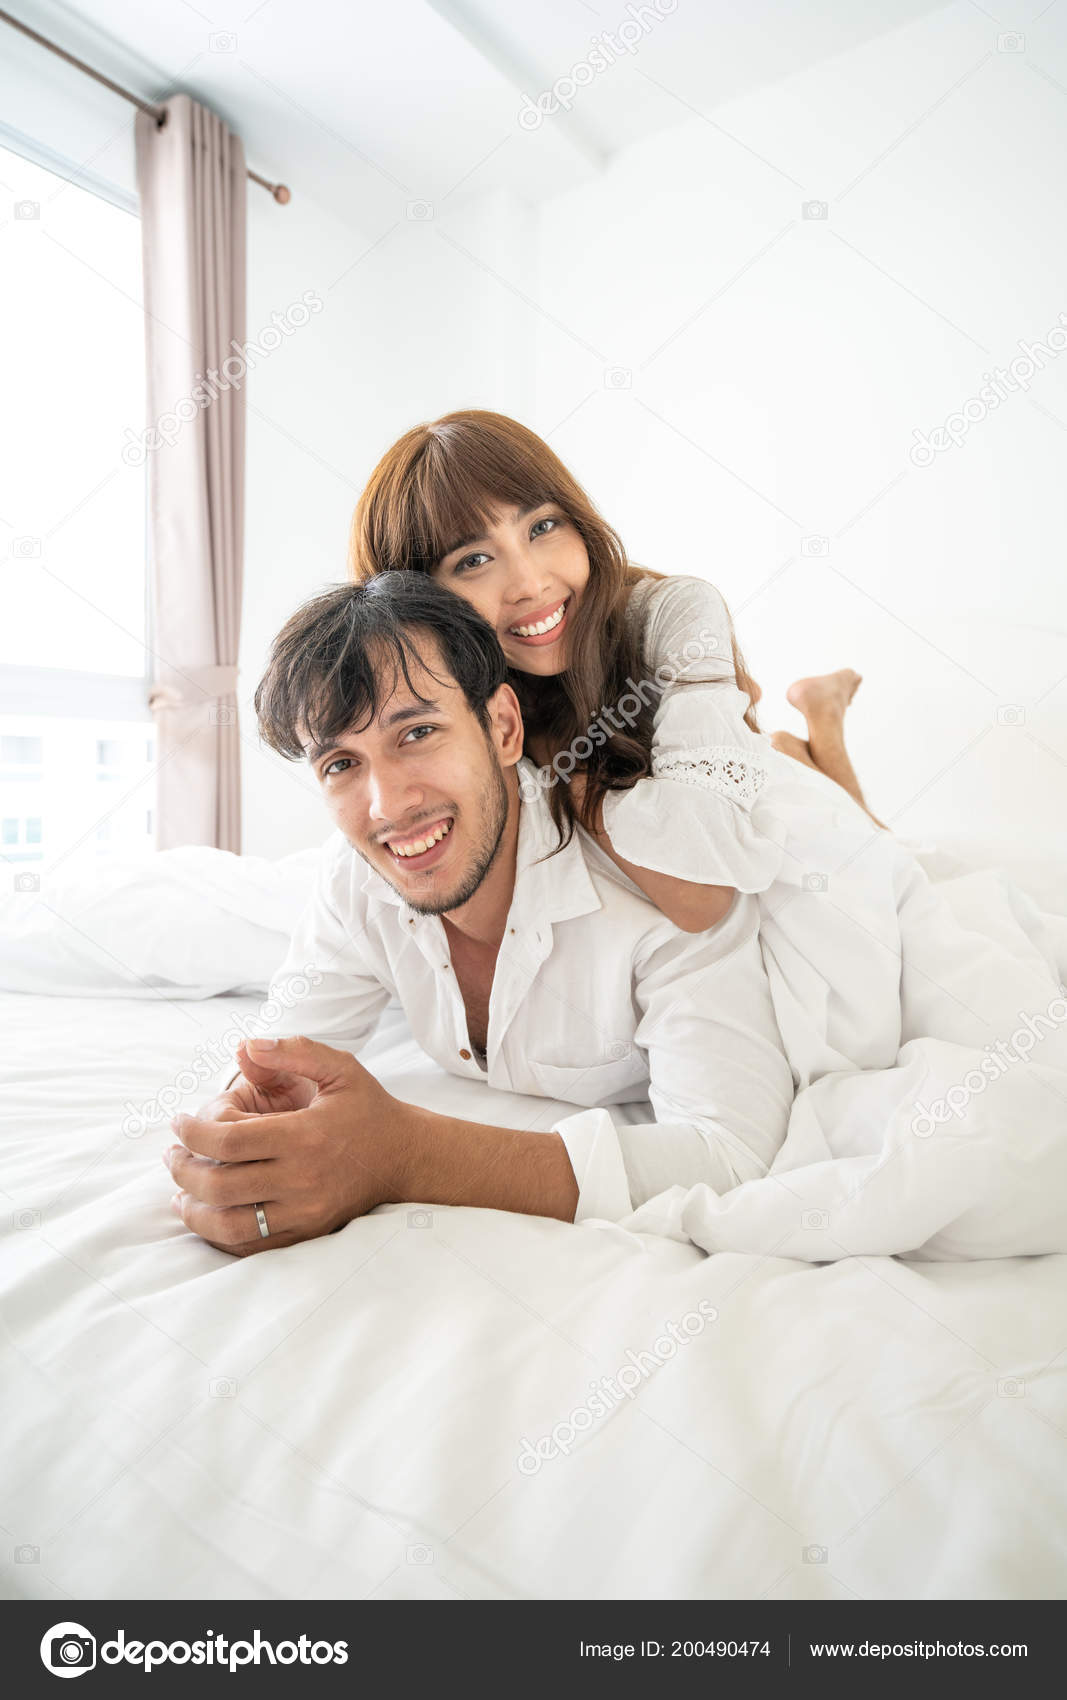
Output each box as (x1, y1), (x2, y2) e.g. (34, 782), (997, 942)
(504, 594), (573, 648)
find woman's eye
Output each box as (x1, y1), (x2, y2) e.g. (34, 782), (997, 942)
(453, 552), (490, 575)
(531, 516), (560, 538)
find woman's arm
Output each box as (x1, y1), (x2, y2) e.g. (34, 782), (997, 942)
(573, 775), (736, 933)
(590, 575), (787, 899)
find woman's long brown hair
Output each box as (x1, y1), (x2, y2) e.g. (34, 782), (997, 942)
(348, 409), (761, 841)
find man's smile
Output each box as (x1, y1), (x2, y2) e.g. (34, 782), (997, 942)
(380, 814), (456, 870)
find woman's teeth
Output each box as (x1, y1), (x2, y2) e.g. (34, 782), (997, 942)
(388, 819), (453, 858)
(509, 599), (567, 638)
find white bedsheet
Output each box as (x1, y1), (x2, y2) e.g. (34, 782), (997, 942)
(2, 986), (1067, 1600)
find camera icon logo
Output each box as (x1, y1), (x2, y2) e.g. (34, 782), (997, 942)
(995, 704), (1025, 727)
(406, 200), (434, 221)
(802, 872), (828, 893)
(801, 200), (828, 221)
(407, 1208), (433, 1229)
(518, 768), (552, 802)
(40, 1622), (96, 1677)
(995, 32), (1025, 52)
(15, 1543), (39, 1562)
(802, 1209), (829, 1230)
(996, 1376), (1025, 1398)
(15, 200), (40, 220)
(800, 535), (829, 557)
(604, 366), (632, 389)
(407, 1544), (434, 1564)
(14, 872), (41, 893)
(802, 1544), (828, 1564)
(14, 536), (42, 557)
(606, 1040), (631, 1061)
(14, 1208), (42, 1230)
(209, 30), (237, 52)
(209, 703), (235, 726)
(209, 1376), (237, 1397)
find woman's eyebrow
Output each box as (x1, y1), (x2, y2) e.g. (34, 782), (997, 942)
(442, 502), (546, 557)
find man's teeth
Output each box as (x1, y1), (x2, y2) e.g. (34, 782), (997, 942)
(388, 819), (453, 858)
(509, 600), (567, 638)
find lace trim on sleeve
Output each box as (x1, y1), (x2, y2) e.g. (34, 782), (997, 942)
(651, 744), (769, 809)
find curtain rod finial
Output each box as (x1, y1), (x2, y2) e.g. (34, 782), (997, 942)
(272, 183), (291, 205)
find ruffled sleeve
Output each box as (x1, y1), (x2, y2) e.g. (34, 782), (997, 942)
(599, 574), (789, 892)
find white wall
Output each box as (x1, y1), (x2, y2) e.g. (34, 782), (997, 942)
(238, 184), (537, 855)
(527, 0), (1067, 855)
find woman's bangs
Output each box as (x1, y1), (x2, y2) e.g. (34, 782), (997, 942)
(410, 434), (560, 566)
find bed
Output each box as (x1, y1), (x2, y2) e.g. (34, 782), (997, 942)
(2, 838), (1066, 1601)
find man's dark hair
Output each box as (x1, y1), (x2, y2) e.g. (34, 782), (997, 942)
(254, 570), (510, 762)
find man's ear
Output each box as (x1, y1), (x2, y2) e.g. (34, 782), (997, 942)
(486, 683), (525, 767)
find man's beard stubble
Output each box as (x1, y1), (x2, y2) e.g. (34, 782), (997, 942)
(364, 756), (511, 917)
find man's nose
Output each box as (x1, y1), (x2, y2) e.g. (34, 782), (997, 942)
(366, 764), (420, 825)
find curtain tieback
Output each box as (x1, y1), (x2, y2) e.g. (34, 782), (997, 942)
(149, 662), (239, 712)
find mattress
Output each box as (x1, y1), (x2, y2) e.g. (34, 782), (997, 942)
(3, 984), (1066, 1600)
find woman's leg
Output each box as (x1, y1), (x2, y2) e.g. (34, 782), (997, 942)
(770, 670), (888, 830)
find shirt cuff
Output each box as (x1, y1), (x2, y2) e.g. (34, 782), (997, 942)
(553, 1109), (634, 1222)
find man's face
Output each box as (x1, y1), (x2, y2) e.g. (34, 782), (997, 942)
(303, 635), (517, 915)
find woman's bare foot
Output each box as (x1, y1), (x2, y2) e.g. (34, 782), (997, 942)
(785, 669), (862, 723)
(769, 729), (817, 768)
(780, 668), (887, 829)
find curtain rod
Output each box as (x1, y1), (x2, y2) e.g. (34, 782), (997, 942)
(0, 7), (291, 203)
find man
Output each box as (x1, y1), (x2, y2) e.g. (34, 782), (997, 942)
(164, 573), (794, 1255)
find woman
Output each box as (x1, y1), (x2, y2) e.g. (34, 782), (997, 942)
(347, 411), (1067, 1112)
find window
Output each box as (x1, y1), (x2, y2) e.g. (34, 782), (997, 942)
(0, 139), (153, 876)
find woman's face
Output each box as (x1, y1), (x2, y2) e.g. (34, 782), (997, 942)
(431, 500), (590, 676)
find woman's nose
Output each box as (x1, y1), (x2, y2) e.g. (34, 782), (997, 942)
(504, 549), (549, 606)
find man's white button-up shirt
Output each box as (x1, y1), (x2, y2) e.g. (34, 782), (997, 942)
(262, 760), (795, 1221)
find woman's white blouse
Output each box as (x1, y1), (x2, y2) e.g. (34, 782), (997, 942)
(601, 574), (945, 1088)
(601, 573), (791, 890)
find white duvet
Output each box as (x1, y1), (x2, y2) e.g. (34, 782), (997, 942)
(2, 837), (1066, 1598)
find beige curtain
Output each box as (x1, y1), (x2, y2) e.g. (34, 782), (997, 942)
(134, 93), (246, 852)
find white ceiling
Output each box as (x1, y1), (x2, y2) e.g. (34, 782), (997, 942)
(10, 0), (949, 226)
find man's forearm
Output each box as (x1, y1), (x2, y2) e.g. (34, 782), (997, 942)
(390, 1103), (579, 1223)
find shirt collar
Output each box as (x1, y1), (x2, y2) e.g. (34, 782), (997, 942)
(357, 759), (602, 928)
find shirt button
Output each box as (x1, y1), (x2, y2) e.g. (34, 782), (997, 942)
(459, 1048), (471, 1061)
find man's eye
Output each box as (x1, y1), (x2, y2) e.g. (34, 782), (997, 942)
(453, 552), (490, 575)
(322, 757), (352, 777)
(403, 724), (438, 744)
